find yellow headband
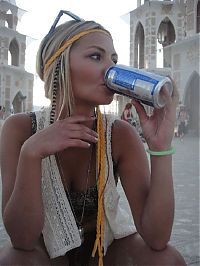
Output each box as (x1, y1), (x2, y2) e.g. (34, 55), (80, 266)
(44, 28), (111, 75)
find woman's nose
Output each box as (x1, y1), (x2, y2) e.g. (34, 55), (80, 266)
(107, 58), (116, 68)
(103, 59), (115, 75)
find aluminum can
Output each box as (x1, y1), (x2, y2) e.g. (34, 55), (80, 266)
(105, 64), (173, 108)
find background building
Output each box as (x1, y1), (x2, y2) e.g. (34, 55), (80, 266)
(0, 0), (33, 124)
(0, 0), (199, 136)
(115, 0), (199, 136)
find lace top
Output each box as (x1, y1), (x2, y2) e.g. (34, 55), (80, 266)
(28, 111), (37, 135)
(33, 107), (136, 259)
(69, 185), (98, 233)
(69, 186), (98, 211)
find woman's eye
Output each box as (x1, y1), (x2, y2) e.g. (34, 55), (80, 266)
(90, 53), (101, 61)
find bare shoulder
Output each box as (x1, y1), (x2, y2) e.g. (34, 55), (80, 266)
(112, 119), (139, 140)
(111, 119), (145, 164)
(1, 113), (32, 143)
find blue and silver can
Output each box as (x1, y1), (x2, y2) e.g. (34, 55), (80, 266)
(105, 64), (173, 108)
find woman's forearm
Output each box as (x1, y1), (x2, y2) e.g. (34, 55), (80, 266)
(3, 144), (44, 250)
(141, 155), (174, 250)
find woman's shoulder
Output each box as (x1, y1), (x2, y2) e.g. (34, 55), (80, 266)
(103, 113), (137, 137)
(112, 118), (139, 140)
(3, 112), (31, 127)
(2, 106), (50, 135)
(1, 113), (33, 143)
(102, 113), (142, 147)
(112, 118), (143, 160)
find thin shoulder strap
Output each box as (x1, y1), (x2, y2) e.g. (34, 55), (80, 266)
(28, 112), (37, 135)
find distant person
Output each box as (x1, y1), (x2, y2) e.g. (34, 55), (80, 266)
(0, 106), (5, 120)
(121, 103), (134, 125)
(0, 10), (186, 266)
(178, 106), (189, 141)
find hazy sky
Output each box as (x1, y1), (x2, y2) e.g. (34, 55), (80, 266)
(15, 0), (137, 106)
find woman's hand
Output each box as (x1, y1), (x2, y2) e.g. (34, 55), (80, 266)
(22, 115), (98, 159)
(131, 78), (179, 150)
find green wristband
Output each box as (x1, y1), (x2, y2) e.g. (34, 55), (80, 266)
(146, 147), (176, 156)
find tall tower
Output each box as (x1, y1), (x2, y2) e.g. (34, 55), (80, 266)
(0, 0), (34, 119)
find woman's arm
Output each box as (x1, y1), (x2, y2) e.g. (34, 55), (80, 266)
(0, 113), (98, 250)
(113, 120), (174, 251)
(112, 81), (179, 250)
(0, 114), (44, 250)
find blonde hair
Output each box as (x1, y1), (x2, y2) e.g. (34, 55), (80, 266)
(36, 20), (111, 120)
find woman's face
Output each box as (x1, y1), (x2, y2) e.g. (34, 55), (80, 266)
(70, 32), (118, 107)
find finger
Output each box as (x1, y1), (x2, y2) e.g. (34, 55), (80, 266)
(63, 115), (96, 124)
(65, 122), (98, 138)
(66, 133), (98, 147)
(152, 106), (165, 120)
(61, 122), (98, 143)
(160, 86), (171, 105)
(131, 99), (149, 126)
(161, 77), (179, 123)
(74, 129), (98, 144)
(64, 139), (92, 149)
(153, 108), (165, 117)
(167, 76), (179, 105)
(68, 116), (98, 137)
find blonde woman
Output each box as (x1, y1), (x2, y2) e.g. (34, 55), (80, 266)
(0, 11), (186, 266)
